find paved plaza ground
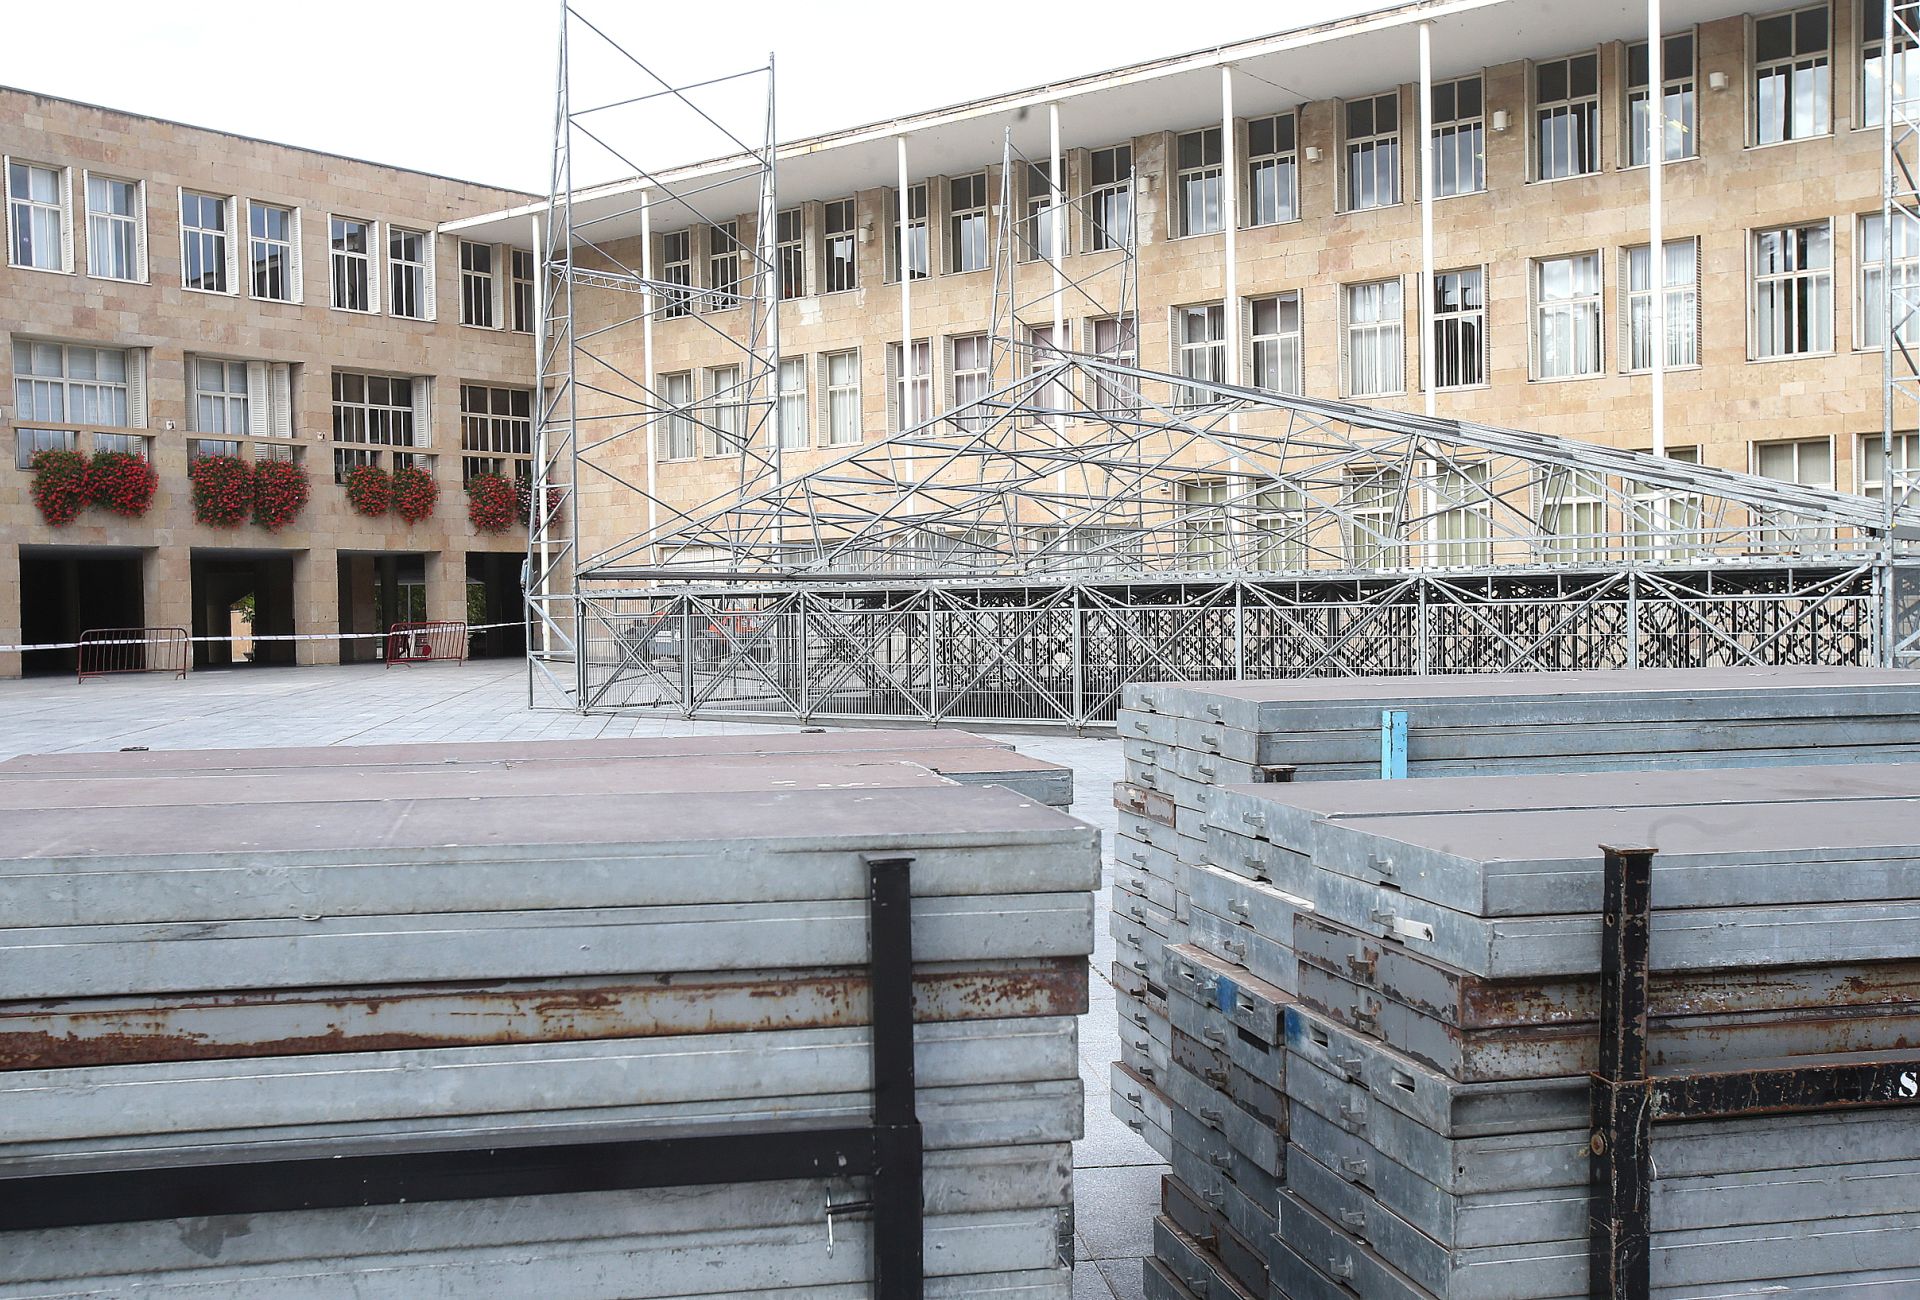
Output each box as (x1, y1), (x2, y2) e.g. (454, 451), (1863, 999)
(0, 658), (1160, 1299)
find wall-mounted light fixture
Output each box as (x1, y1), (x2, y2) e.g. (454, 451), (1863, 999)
(1304, 146), (1323, 163)
(1491, 109), (1510, 132)
(1708, 70), (1729, 91)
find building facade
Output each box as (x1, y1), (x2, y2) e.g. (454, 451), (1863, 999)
(1, 88), (540, 676)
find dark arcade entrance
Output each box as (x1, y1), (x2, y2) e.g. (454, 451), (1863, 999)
(18, 547), (145, 676)
(190, 551), (295, 669)
(466, 551), (526, 659)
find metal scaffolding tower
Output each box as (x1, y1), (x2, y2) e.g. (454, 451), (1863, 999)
(1883, 0), (1920, 667)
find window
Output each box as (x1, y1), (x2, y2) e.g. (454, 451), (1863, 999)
(15, 427), (76, 470)
(1627, 33), (1697, 164)
(889, 184), (928, 281)
(1175, 129), (1224, 236)
(388, 227), (429, 320)
(704, 364), (744, 455)
(1175, 303), (1227, 407)
(823, 200), (858, 292)
(94, 431), (149, 459)
(1343, 93), (1400, 211)
(181, 192), (231, 292)
(187, 438), (240, 464)
(461, 241), (495, 326)
(1535, 54), (1600, 180)
(1753, 436), (1835, 545)
(778, 356), (808, 449)
(1249, 293), (1303, 394)
(661, 229), (692, 317)
(8, 161), (67, 271)
(1861, 431), (1919, 497)
(1754, 5), (1831, 144)
(191, 358), (249, 435)
(658, 371), (696, 459)
(460, 385), (533, 484)
(188, 357), (293, 439)
(1022, 163), (1060, 264)
(706, 220), (741, 309)
(776, 208), (804, 298)
(1430, 77), (1486, 197)
(1087, 145), (1133, 251)
(253, 441), (295, 464)
(1430, 462), (1493, 566)
(331, 371), (418, 483)
(1028, 325), (1069, 415)
(1343, 279), (1405, 397)
(949, 175), (989, 272)
(1628, 445), (1705, 560)
(1346, 467), (1405, 568)
(1431, 268), (1486, 389)
(13, 341), (133, 428)
(1751, 221), (1833, 357)
(888, 340), (932, 432)
(1542, 467), (1611, 561)
(1180, 480), (1229, 566)
(85, 175), (141, 281)
(1862, 0), (1918, 129)
(250, 202), (297, 302)
(1247, 116), (1299, 227)
(1089, 315), (1139, 415)
(1533, 253), (1604, 378)
(1860, 211), (1920, 348)
(1625, 239), (1700, 369)
(951, 334), (991, 429)
(511, 249), (535, 332)
(330, 216), (374, 311)
(822, 350), (861, 445)
(1251, 486), (1307, 570)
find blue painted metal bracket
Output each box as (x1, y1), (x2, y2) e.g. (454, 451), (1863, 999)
(1380, 709), (1409, 779)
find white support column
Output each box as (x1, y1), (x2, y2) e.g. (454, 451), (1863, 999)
(1050, 103), (1065, 432)
(530, 212), (549, 656)
(640, 190), (657, 546)
(1222, 65), (1243, 549)
(898, 136), (913, 427)
(1648, 0), (1667, 459)
(1419, 22), (1437, 417)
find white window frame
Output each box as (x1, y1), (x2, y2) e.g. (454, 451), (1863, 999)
(776, 207), (806, 299)
(180, 189), (236, 294)
(1859, 210), (1920, 349)
(777, 356), (808, 449)
(1020, 163), (1060, 264)
(1532, 252), (1605, 379)
(387, 227), (432, 321)
(1248, 293), (1303, 395)
(458, 384), (533, 485)
(1428, 461), (1494, 568)
(703, 364), (745, 456)
(1341, 278), (1406, 398)
(1752, 3), (1832, 145)
(1533, 52), (1602, 181)
(1750, 220), (1834, 358)
(1541, 467), (1612, 562)
(329, 214), (377, 313)
(658, 371), (696, 460)
(661, 229), (693, 317)
(1751, 435), (1836, 546)
(190, 357), (251, 436)
(12, 339), (139, 431)
(822, 199), (858, 292)
(83, 172), (144, 283)
(1341, 93), (1401, 212)
(460, 240), (496, 327)
(93, 431), (150, 460)
(1179, 479), (1230, 567)
(1174, 302), (1226, 407)
(949, 175), (989, 273)
(1430, 76), (1486, 198)
(1345, 467), (1405, 569)
(822, 349), (861, 446)
(1626, 32), (1698, 165)
(950, 333), (991, 430)
(1085, 145), (1133, 251)
(1430, 267), (1487, 390)
(1861, 0), (1918, 130)
(330, 370), (420, 482)
(1861, 430), (1920, 497)
(889, 184), (929, 281)
(887, 339), (932, 432)
(1246, 114), (1298, 227)
(6, 158), (72, 273)
(1088, 314), (1139, 415)
(248, 200), (301, 303)
(1174, 128), (1224, 237)
(706, 220), (741, 309)
(1623, 238), (1701, 370)
(16, 427), (77, 471)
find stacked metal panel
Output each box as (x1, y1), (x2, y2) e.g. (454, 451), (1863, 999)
(0, 733), (1095, 1299)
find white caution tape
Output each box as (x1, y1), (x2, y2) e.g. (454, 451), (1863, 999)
(0, 622), (527, 654)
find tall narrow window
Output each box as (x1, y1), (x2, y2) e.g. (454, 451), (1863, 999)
(1249, 293), (1303, 394)
(661, 229), (692, 317)
(1862, 431), (1920, 496)
(1175, 303), (1226, 407)
(1430, 462), (1493, 567)
(1627, 33), (1697, 164)
(388, 228), (428, 320)
(1343, 93), (1400, 211)
(704, 364), (743, 456)
(951, 333), (991, 430)
(658, 371), (695, 459)
(1754, 5), (1831, 144)
(1346, 467), (1404, 568)
(1862, 0), (1919, 129)
(776, 208), (804, 298)
(1246, 115), (1299, 226)
(1751, 221), (1833, 357)
(1860, 211), (1920, 348)
(182, 192), (230, 292)
(823, 349), (860, 445)
(1029, 325), (1069, 415)
(1535, 54), (1600, 179)
(191, 358), (249, 434)
(1430, 77), (1486, 197)
(250, 202), (296, 301)
(1090, 315), (1139, 415)
(823, 200), (858, 292)
(706, 220), (740, 308)
(459, 385), (533, 484)
(949, 175), (989, 272)
(330, 216), (372, 311)
(1625, 239), (1700, 368)
(510, 249), (535, 332)
(1753, 437), (1836, 546)
(8, 162), (66, 271)
(1022, 163), (1060, 263)
(777, 356), (808, 449)
(888, 339), (932, 431)
(1175, 128), (1224, 236)
(1534, 253), (1603, 378)
(1087, 145), (1133, 251)
(1252, 486), (1307, 571)
(1343, 279), (1405, 397)
(1431, 268), (1486, 389)
(86, 176), (140, 281)
(461, 241), (495, 326)
(1180, 481), (1230, 566)
(330, 371), (417, 483)
(1543, 467), (1611, 562)
(889, 184), (928, 281)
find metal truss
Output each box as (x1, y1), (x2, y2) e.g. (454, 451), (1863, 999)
(1883, 0), (1920, 666)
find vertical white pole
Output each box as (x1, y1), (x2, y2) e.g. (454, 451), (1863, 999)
(530, 213), (549, 655)
(1649, 0), (1667, 459)
(1419, 23), (1437, 417)
(898, 136), (913, 427)
(640, 190), (657, 546)
(1222, 66), (1242, 552)
(1050, 103), (1065, 427)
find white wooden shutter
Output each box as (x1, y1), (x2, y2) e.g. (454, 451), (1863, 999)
(491, 243), (507, 327)
(245, 362), (270, 437)
(1401, 274), (1414, 395)
(1240, 296), (1256, 388)
(942, 334), (957, 409)
(59, 167), (75, 273)
(288, 209), (304, 304)
(366, 222), (381, 314)
(1526, 260), (1541, 380)
(410, 377), (430, 447)
(422, 233), (437, 321)
(1065, 148), (1088, 258)
(222, 195), (238, 294)
(269, 364), (293, 436)
(1617, 247), (1634, 371)
(884, 344), (900, 433)
(2, 157), (13, 264)
(1337, 286), (1352, 396)
(816, 353), (831, 447)
(134, 180), (149, 282)
(127, 349), (148, 429)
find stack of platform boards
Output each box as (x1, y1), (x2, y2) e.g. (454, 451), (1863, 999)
(0, 731), (1095, 1299)
(1147, 761), (1920, 1300)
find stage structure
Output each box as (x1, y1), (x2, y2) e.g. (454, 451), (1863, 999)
(531, 6), (1920, 728)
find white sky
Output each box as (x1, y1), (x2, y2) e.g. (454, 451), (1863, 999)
(1, 0), (1387, 194)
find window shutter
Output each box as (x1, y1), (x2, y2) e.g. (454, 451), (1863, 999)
(127, 348), (148, 430)
(245, 362), (270, 437)
(1617, 248), (1633, 371)
(884, 344), (900, 433)
(1337, 287), (1352, 396)
(816, 353), (831, 447)
(1401, 274), (1414, 395)
(366, 222), (382, 314)
(925, 175), (948, 280)
(491, 242), (507, 327)
(422, 234), (437, 321)
(411, 377), (430, 447)
(222, 195), (238, 293)
(270, 363), (293, 436)
(1526, 261), (1541, 380)
(2, 157), (13, 262)
(60, 167), (76, 274)
(942, 334), (957, 409)
(288, 209), (303, 304)
(1688, 237), (1702, 365)
(1240, 297), (1256, 387)
(801, 200), (822, 298)
(134, 180), (149, 282)
(184, 353), (200, 432)
(1065, 148), (1088, 258)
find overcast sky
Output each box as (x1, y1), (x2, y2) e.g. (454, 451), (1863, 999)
(1, 0), (1386, 194)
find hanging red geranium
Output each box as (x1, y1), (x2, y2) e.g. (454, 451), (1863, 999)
(87, 450), (159, 519)
(29, 449), (90, 526)
(251, 459), (311, 531)
(391, 462), (438, 524)
(189, 454), (254, 528)
(343, 463), (392, 517)
(466, 471), (516, 532)
(516, 474), (561, 528)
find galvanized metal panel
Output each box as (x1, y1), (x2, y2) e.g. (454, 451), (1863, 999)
(1162, 943), (1291, 1048)
(1185, 864), (1313, 946)
(1184, 904), (1295, 993)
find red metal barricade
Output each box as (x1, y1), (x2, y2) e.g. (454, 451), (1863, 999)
(385, 621), (470, 667)
(76, 627), (191, 683)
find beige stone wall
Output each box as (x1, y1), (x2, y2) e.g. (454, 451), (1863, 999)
(1, 89), (537, 675)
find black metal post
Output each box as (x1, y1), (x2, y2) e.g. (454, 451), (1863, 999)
(865, 853), (925, 1299)
(1590, 845), (1654, 1300)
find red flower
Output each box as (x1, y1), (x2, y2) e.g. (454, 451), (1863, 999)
(189, 454), (254, 528)
(29, 449), (90, 526)
(516, 474), (561, 528)
(87, 450), (159, 519)
(251, 460), (311, 531)
(466, 472), (518, 533)
(344, 463), (392, 517)
(391, 462), (439, 524)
